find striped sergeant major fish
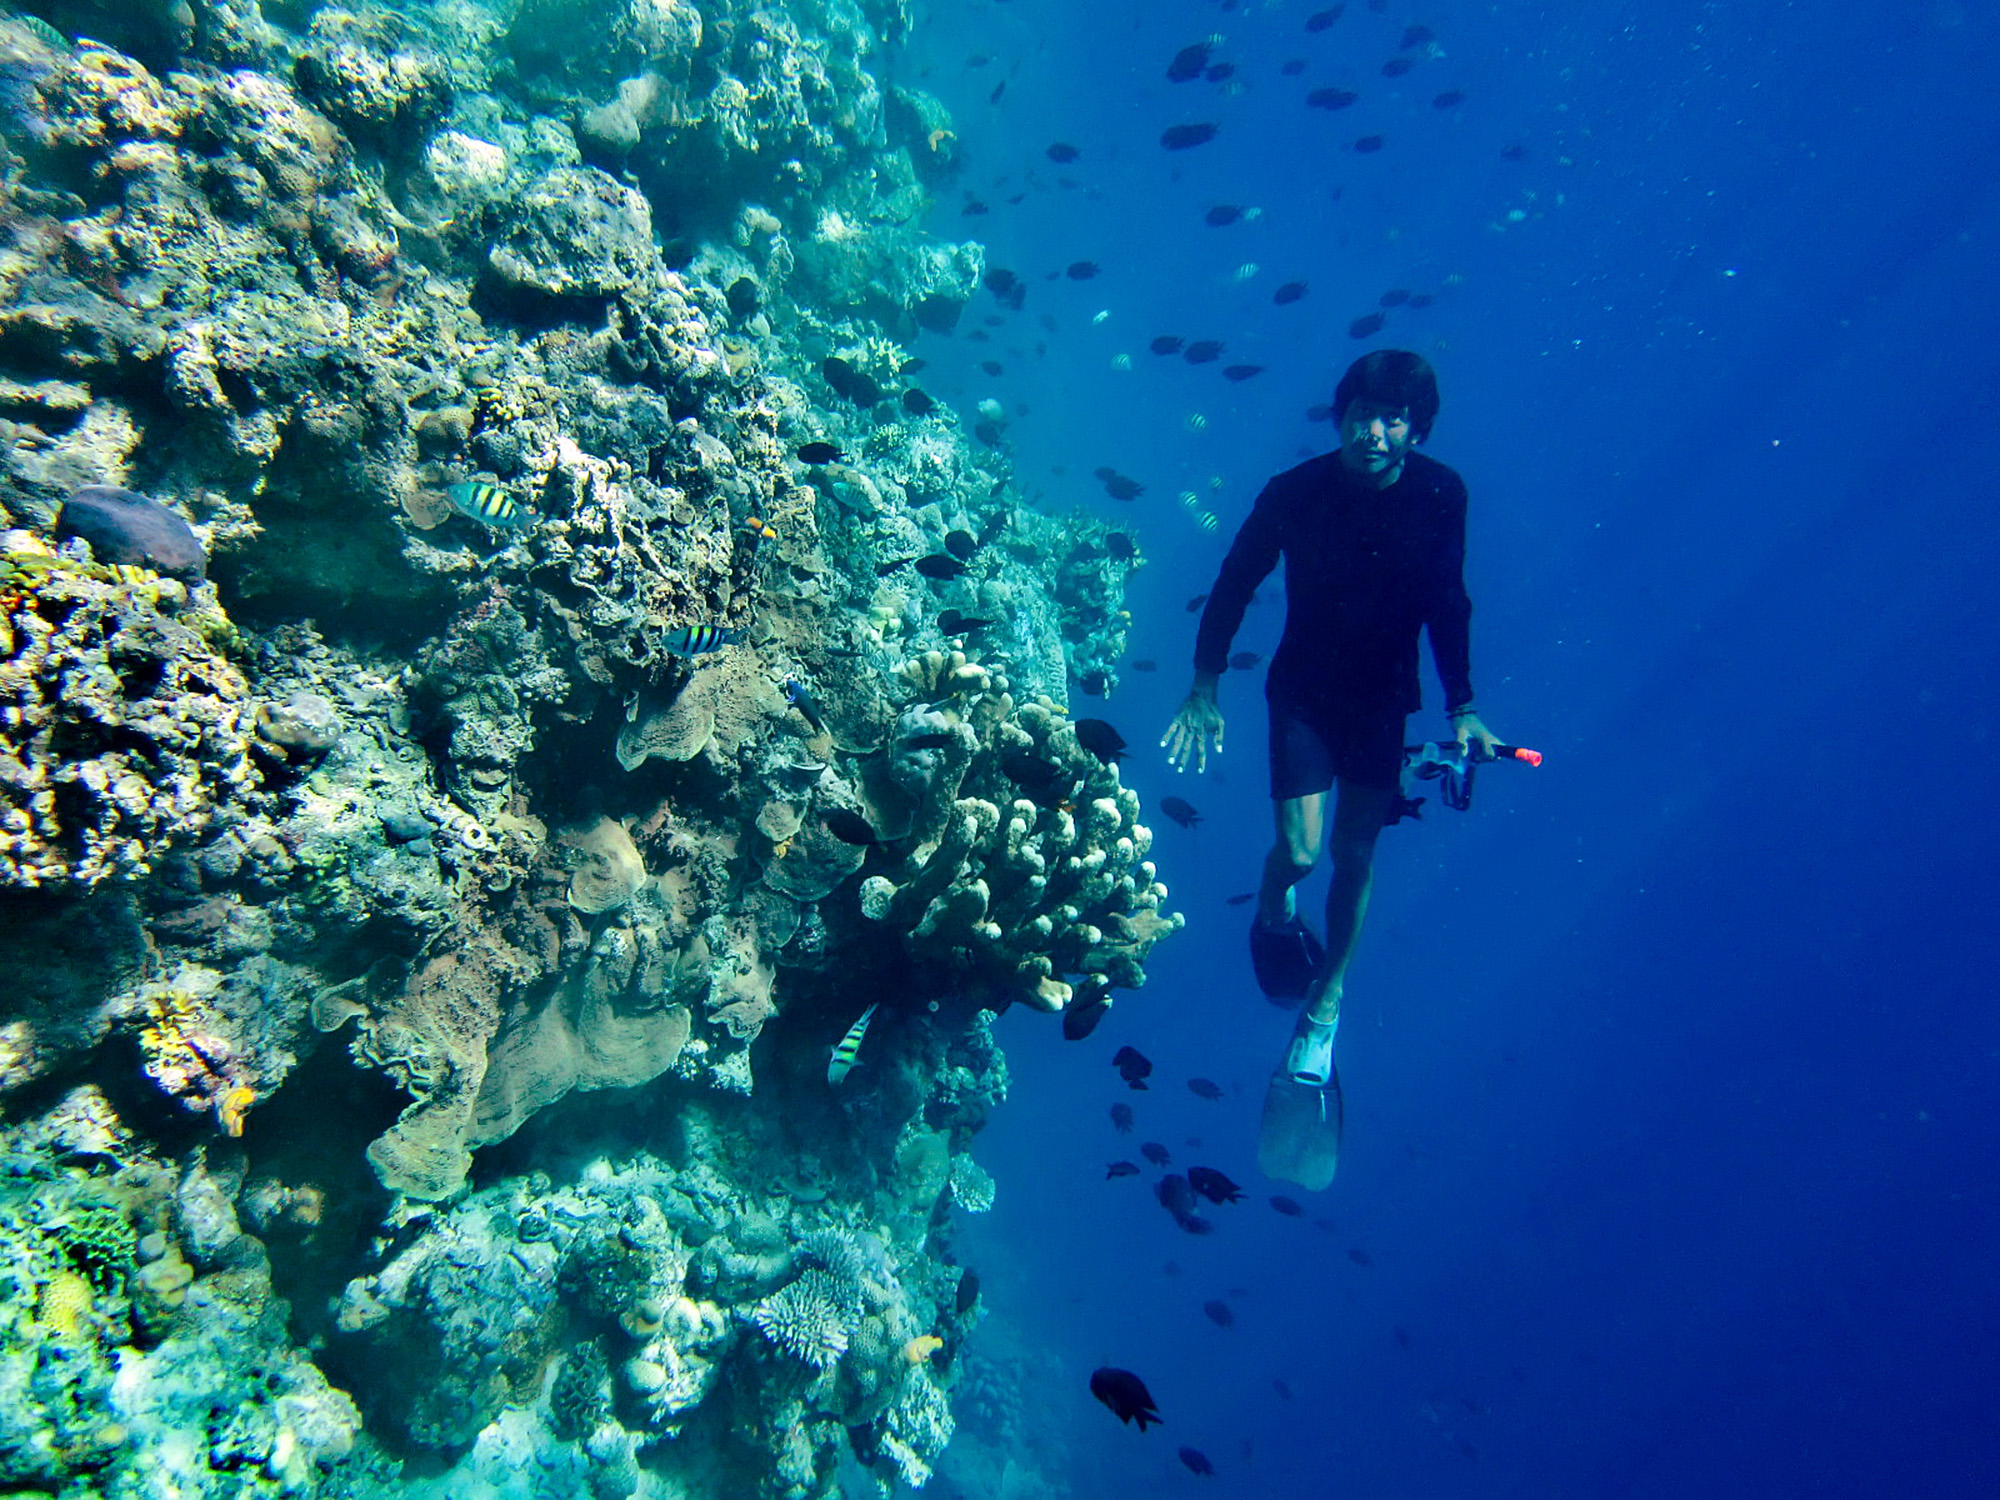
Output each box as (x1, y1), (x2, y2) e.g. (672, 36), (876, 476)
(827, 1002), (880, 1086)
(664, 624), (737, 658)
(446, 480), (532, 530)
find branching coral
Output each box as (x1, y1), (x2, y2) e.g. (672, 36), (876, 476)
(752, 1267), (858, 1370)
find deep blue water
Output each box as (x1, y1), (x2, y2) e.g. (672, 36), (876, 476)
(893, 2), (2000, 1495)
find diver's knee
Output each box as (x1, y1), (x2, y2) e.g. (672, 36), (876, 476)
(1271, 841), (1317, 882)
(1328, 835), (1378, 877)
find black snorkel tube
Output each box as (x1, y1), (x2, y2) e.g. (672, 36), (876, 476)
(1389, 739), (1542, 824)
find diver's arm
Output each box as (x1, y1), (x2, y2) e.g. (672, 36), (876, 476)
(1192, 479), (1286, 675)
(1426, 476), (1494, 751)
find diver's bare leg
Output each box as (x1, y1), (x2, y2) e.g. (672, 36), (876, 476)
(1305, 779), (1394, 1025)
(1258, 793), (1324, 927)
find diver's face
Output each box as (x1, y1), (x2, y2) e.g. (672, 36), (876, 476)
(1338, 402), (1415, 487)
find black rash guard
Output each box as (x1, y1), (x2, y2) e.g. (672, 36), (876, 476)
(1194, 448), (1474, 721)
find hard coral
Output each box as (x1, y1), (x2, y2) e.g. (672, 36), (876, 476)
(0, 535), (256, 889)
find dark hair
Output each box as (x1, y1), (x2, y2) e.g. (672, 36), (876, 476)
(1333, 350), (1440, 442)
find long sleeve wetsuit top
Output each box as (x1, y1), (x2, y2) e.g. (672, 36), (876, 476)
(1195, 449), (1474, 721)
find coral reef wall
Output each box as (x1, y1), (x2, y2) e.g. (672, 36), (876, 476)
(0, 2), (1175, 1495)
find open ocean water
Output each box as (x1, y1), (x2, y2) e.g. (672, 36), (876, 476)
(917, 1), (2000, 1496)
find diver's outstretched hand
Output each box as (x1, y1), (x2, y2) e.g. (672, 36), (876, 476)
(1162, 678), (1225, 774)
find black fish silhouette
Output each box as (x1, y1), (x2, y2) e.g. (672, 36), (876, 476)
(1090, 1367), (1163, 1430)
(1160, 122), (1219, 151)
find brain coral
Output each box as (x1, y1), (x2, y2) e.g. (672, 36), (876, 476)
(0, 534), (255, 889)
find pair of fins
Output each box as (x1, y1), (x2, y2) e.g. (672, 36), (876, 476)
(1250, 916), (1344, 1192)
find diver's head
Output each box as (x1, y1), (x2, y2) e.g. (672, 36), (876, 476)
(1333, 350), (1439, 443)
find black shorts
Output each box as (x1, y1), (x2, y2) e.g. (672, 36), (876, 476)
(1268, 699), (1407, 800)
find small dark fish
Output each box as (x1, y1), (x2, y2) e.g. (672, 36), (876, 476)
(1381, 57), (1414, 78)
(1183, 340), (1225, 364)
(1305, 7), (1343, 33)
(1273, 1378), (1294, 1399)
(1066, 260), (1099, 280)
(1347, 1247), (1374, 1266)
(1349, 312), (1387, 339)
(1273, 281), (1308, 304)
(1089, 1368), (1163, 1430)
(1305, 403), (1336, 422)
(1140, 1141), (1172, 1167)
(1407, 292), (1434, 308)
(1306, 87), (1359, 111)
(1432, 89), (1466, 109)
(1074, 718), (1128, 765)
(989, 79), (1005, 104)
(902, 388), (937, 415)
(1106, 1160), (1141, 1179)
(1110, 1102), (1135, 1134)
(1401, 24), (1436, 49)
(1077, 669), (1112, 698)
(943, 529), (979, 561)
(1159, 796), (1202, 829)
(979, 359), (1004, 377)
(1063, 982), (1114, 1041)
(1393, 1326), (1413, 1349)
(1130, 658), (1158, 672)
(1002, 752), (1072, 808)
(902, 357), (929, 374)
(915, 554), (969, 580)
(960, 199), (989, 216)
(1229, 651), (1263, 670)
(1185, 593), (1209, 612)
(665, 624), (736, 657)
(796, 441), (843, 465)
(1204, 63), (1235, 83)
(1188, 1166), (1244, 1204)
(1203, 204), (1244, 227)
(984, 267), (1022, 296)
(877, 556), (917, 575)
(1149, 335), (1185, 355)
(1186, 1077), (1224, 1101)
(1202, 1300), (1234, 1329)
(937, 609), (992, 634)
(956, 1269), (981, 1313)
(1500, 142), (1528, 161)
(1458, 1437), (1480, 1463)
(823, 809), (879, 846)
(1112, 1045), (1153, 1090)
(1379, 288), (1411, 307)
(1101, 472), (1145, 501)
(782, 675), (826, 734)
(1103, 532), (1138, 560)
(1179, 1447), (1216, 1476)
(725, 276), (759, 320)
(1280, 58), (1307, 76)
(1225, 892), (1256, 906)
(1166, 43), (1213, 83)
(1156, 1173), (1194, 1216)
(973, 420), (1006, 448)
(1269, 1195), (1306, 1217)
(1354, 134), (1385, 153)
(1161, 122), (1219, 151)
(1046, 141), (1080, 163)
(1222, 364), (1264, 382)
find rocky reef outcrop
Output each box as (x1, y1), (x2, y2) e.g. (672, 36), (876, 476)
(0, 4), (1163, 1496)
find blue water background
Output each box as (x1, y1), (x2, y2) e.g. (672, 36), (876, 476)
(891, 2), (2000, 1494)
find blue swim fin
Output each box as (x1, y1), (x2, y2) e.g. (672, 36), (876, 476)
(1258, 1066), (1343, 1191)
